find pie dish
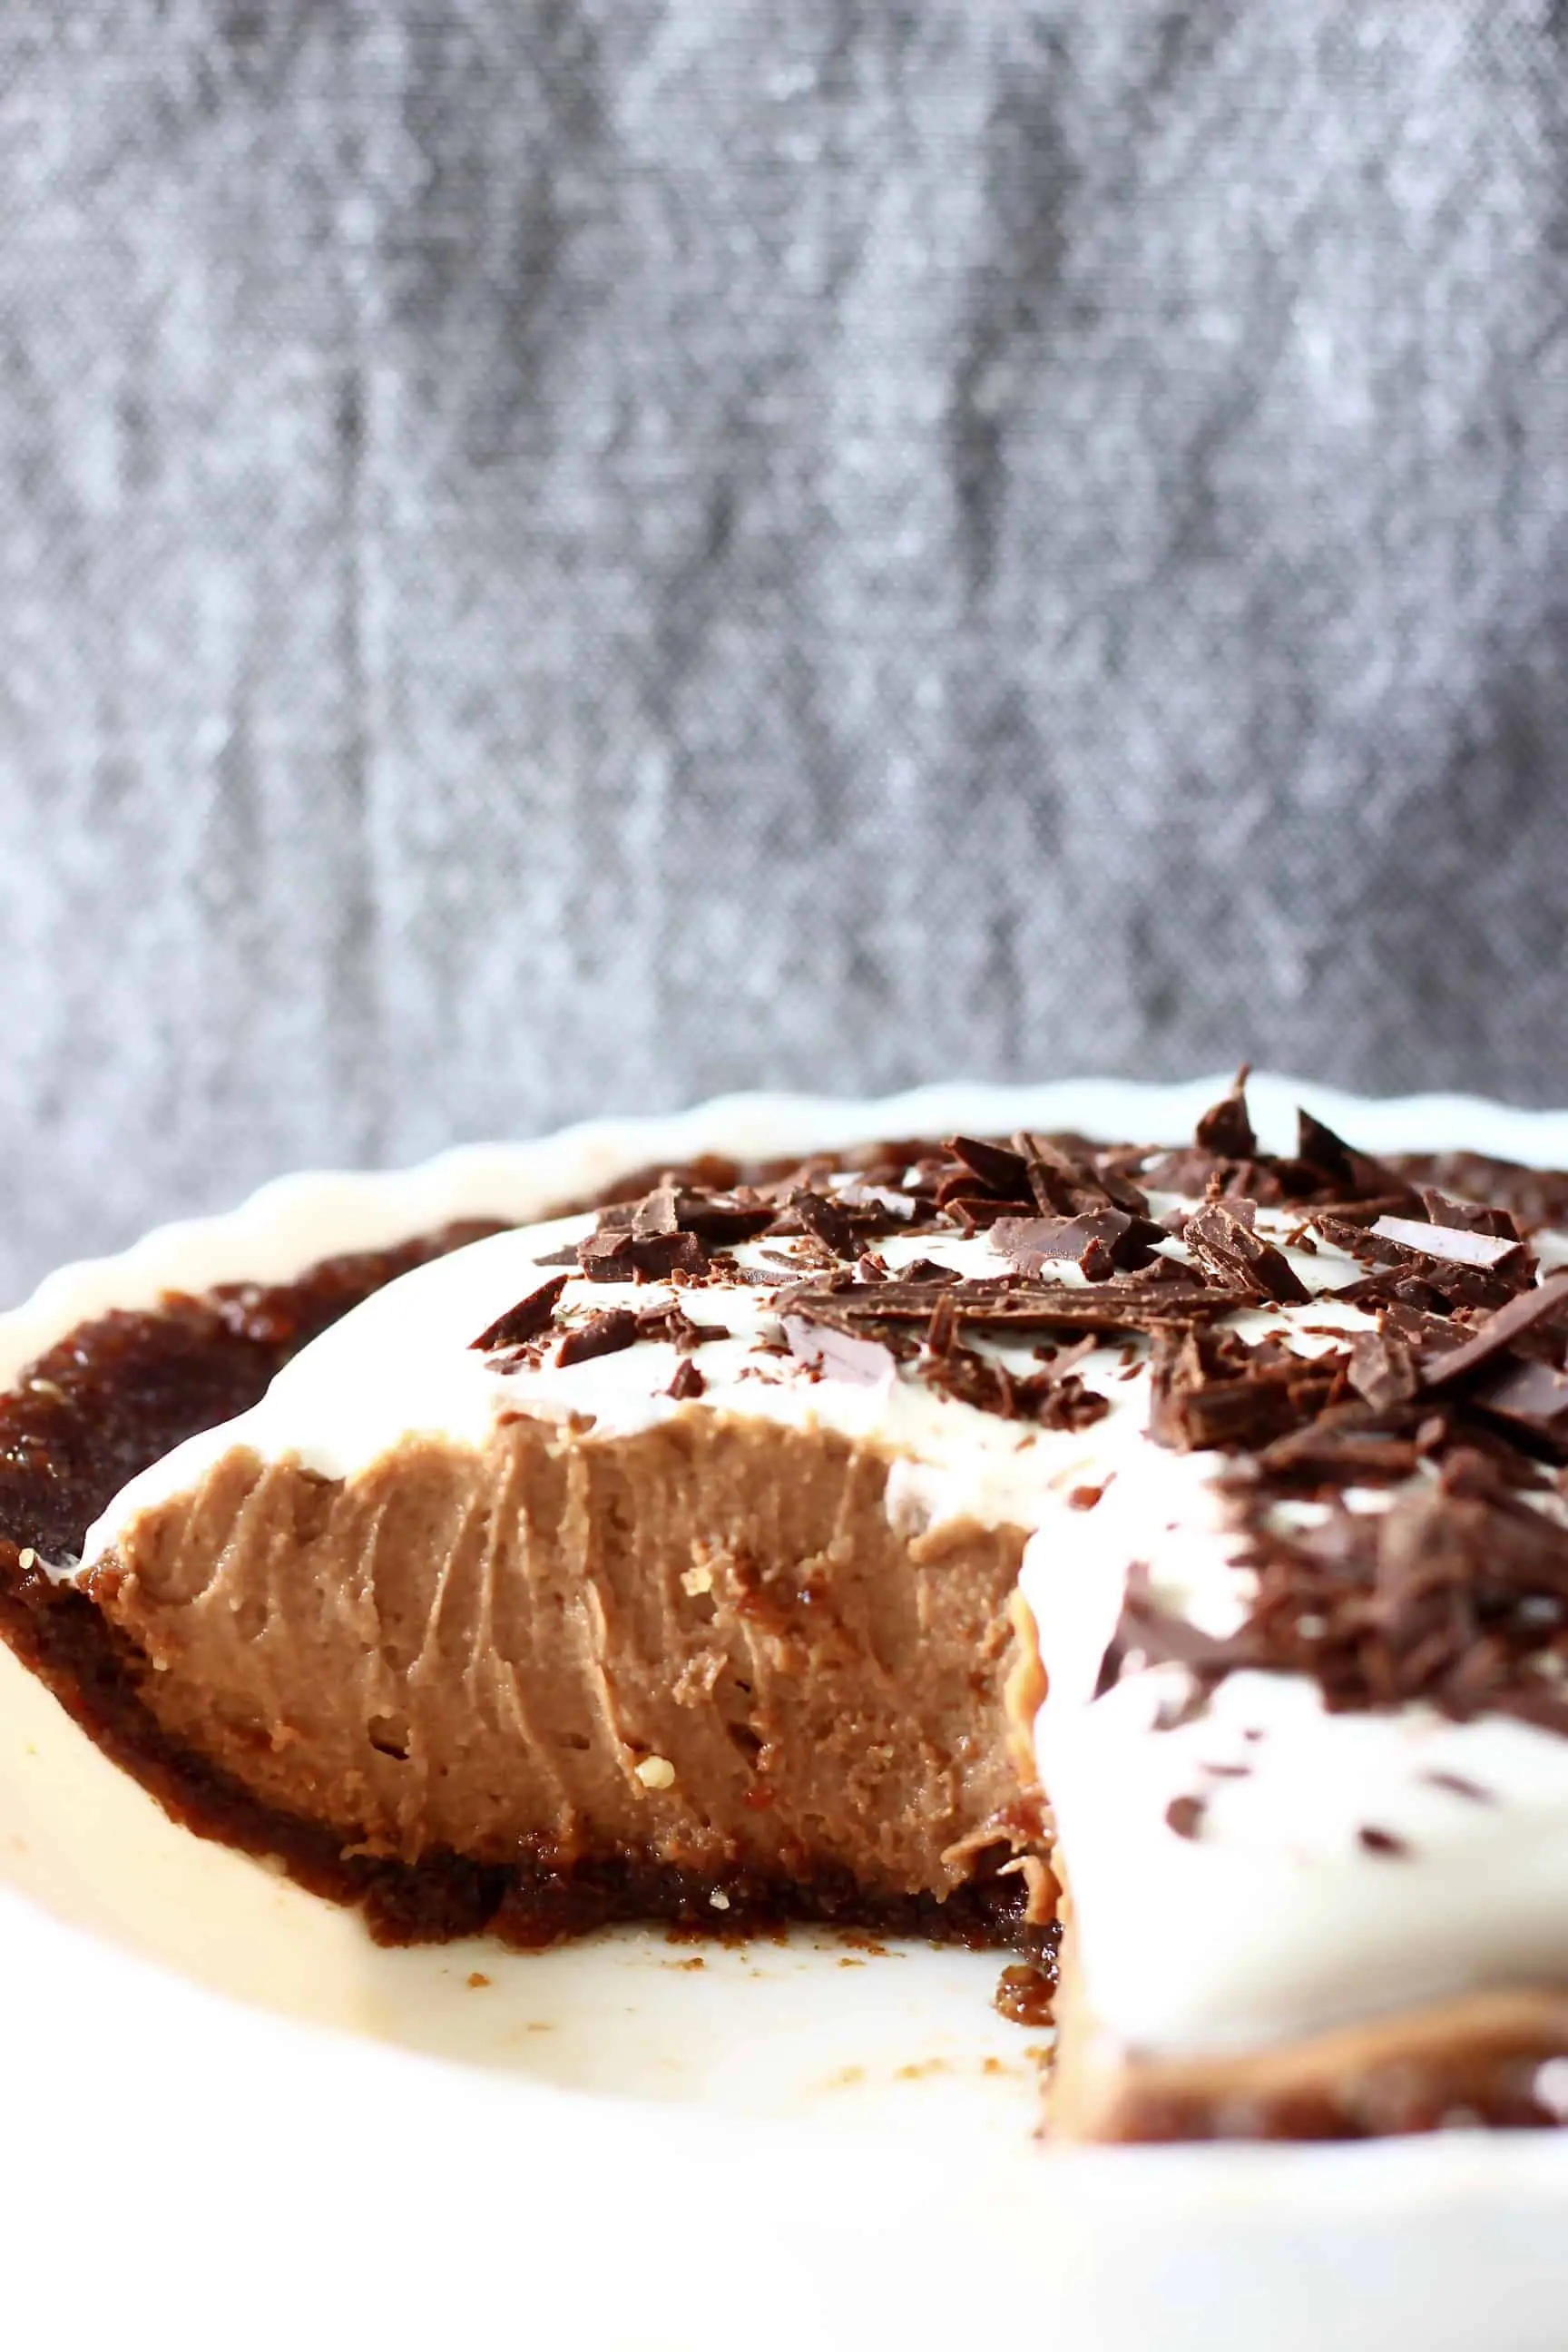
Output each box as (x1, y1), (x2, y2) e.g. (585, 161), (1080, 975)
(6, 1071), (1568, 2156)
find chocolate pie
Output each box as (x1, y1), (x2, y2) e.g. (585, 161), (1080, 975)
(5, 1085), (1568, 2141)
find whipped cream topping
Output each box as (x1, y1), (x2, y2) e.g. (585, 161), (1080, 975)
(76, 1171), (1568, 2062)
(80, 1211), (1139, 1553)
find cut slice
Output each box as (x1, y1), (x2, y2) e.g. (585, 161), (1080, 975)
(84, 1413), (1046, 1946)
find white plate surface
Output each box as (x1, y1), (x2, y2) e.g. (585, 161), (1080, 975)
(5, 1075), (1568, 2352)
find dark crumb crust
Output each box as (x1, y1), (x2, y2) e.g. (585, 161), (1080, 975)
(0, 1167), (1051, 1958)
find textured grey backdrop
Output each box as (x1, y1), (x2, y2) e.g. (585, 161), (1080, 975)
(2, 3), (1566, 1304)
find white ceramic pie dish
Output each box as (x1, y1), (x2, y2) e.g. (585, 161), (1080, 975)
(4, 1073), (1567, 2352)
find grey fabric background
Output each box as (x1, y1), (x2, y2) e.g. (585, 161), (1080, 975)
(1, 3), (1566, 1306)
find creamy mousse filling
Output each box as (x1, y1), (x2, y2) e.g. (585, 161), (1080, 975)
(87, 1416), (1037, 1900)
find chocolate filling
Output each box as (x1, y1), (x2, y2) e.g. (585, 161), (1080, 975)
(88, 1419), (1038, 1914)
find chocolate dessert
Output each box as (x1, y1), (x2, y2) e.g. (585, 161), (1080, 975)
(5, 1085), (1568, 2141)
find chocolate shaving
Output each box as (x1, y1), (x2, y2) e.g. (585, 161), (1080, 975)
(578, 1225), (710, 1282)
(636, 1232), (711, 1279)
(897, 1258), (962, 1285)
(1472, 1356), (1568, 1450)
(633, 1300), (722, 1353)
(787, 1188), (859, 1260)
(1367, 1215), (1527, 1279)
(1422, 1187), (1522, 1243)
(1419, 1273), (1568, 1393)
(1422, 1769), (1494, 1803)
(554, 1309), (639, 1367)
(1164, 1794), (1206, 1839)
(599, 1179), (775, 1247)
(1148, 1326), (1345, 1453)
(946, 1134), (1031, 1198)
(1014, 1131), (1152, 1220)
(1318, 1218), (1524, 1315)
(1093, 1081), (1438, 1220)
(666, 1357), (706, 1400)
(767, 1173), (932, 1249)
(1194, 1066), (1257, 1161)
(924, 1290), (958, 1357)
(1309, 1193), (1431, 1228)
(469, 1274), (570, 1353)
(1023, 1372), (1112, 1433)
(1099, 1584), (1238, 1690)
(1294, 1108), (1360, 1194)
(918, 1344), (1017, 1416)
(777, 1269), (1230, 1339)
(666, 1188), (777, 1244)
(1142, 1145), (1270, 1201)
(1312, 1216), (1406, 1268)
(836, 1181), (919, 1226)
(1391, 1152), (1568, 1237)
(1245, 1406), (1421, 1487)
(575, 1230), (634, 1279)
(918, 1335), (1111, 1432)
(933, 1191), (1024, 1233)
(780, 1313), (900, 1387)
(1106, 1462), (1568, 1742)
(1346, 1322), (1422, 1413)
(990, 1210), (1160, 1281)
(1015, 1134), (1082, 1216)
(1385, 1299), (1467, 1356)
(1182, 1202), (1311, 1305)
(941, 1130), (1155, 1228)
(1294, 1109), (1421, 1211)
(632, 1185), (681, 1239)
